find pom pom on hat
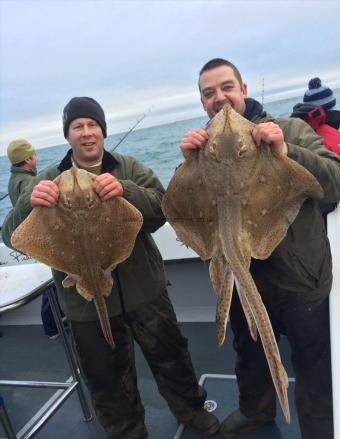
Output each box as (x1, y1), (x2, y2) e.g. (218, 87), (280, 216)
(308, 77), (322, 89)
(7, 139), (36, 165)
(303, 77), (336, 111)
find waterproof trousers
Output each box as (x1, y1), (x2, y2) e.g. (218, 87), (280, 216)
(230, 292), (333, 439)
(70, 291), (206, 439)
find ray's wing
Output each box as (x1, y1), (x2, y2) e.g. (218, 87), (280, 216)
(162, 157), (217, 260)
(11, 196), (143, 277)
(80, 197), (143, 269)
(11, 206), (82, 273)
(240, 151), (323, 260)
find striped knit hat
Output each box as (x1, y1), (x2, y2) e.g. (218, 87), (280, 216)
(303, 78), (336, 111)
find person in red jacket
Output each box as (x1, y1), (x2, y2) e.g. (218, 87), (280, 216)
(291, 78), (340, 227)
(291, 77), (340, 131)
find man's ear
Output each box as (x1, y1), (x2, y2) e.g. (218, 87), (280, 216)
(201, 96), (207, 112)
(242, 83), (248, 97)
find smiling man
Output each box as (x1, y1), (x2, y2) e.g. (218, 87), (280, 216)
(63, 97), (107, 167)
(2, 97), (220, 438)
(179, 58), (340, 439)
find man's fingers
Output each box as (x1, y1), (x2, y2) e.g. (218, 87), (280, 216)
(95, 173), (116, 190)
(186, 130), (209, 145)
(100, 187), (123, 201)
(184, 137), (206, 148)
(252, 123), (287, 155)
(35, 180), (59, 196)
(31, 191), (59, 207)
(252, 123), (283, 144)
(94, 174), (123, 199)
(180, 129), (209, 159)
(31, 181), (59, 207)
(251, 127), (262, 147)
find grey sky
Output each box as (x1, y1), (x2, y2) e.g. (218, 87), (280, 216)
(1, 0), (340, 154)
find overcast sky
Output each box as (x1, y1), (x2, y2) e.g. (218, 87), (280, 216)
(1, 0), (340, 155)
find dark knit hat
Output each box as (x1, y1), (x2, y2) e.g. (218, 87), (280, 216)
(303, 78), (336, 111)
(62, 97), (107, 138)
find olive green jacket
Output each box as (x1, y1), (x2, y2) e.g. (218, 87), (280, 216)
(8, 166), (37, 207)
(251, 114), (340, 304)
(2, 150), (167, 321)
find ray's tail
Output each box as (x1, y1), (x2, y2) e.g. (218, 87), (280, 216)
(234, 264), (290, 423)
(217, 200), (290, 423)
(94, 296), (115, 350)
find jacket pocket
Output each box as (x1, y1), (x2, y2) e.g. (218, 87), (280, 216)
(291, 251), (319, 288)
(291, 238), (330, 289)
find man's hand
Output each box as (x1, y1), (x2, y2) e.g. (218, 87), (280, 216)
(94, 173), (123, 201)
(31, 180), (60, 208)
(180, 129), (209, 159)
(252, 122), (288, 156)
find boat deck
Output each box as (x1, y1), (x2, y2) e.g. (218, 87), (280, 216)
(0, 322), (300, 438)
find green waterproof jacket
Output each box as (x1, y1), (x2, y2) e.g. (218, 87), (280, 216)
(250, 114), (340, 305)
(2, 150), (167, 321)
(8, 166), (37, 206)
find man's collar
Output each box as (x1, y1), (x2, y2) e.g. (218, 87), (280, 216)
(58, 149), (119, 173)
(10, 165), (37, 176)
(243, 97), (267, 121)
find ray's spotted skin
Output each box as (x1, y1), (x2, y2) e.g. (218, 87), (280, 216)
(12, 167), (143, 349)
(162, 104), (324, 424)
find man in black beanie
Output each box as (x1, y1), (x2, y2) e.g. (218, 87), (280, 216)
(62, 97), (107, 138)
(1, 97), (219, 438)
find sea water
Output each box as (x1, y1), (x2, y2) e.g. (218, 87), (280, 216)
(1, 92), (339, 228)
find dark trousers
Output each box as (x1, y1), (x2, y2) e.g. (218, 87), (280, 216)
(71, 291), (206, 439)
(230, 292), (333, 439)
(41, 287), (59, 337)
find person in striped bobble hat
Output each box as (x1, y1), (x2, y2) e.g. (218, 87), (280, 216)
(291, 77), (340, 129)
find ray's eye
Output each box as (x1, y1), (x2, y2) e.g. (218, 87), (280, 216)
(238, 145), (248, 157)
(86, 194), (95, 208)
(64, 196), (72, 210)
(209, 141), (218, 159)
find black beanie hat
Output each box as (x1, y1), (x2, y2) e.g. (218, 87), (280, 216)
(63, 97), (107, 138)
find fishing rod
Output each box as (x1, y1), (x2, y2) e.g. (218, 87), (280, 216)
(0, 193), (9, 201)
(112, 106), (154, 151)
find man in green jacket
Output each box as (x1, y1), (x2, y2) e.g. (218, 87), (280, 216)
(2, 97), (219, 438)
(6, 139), (60, 340)
(180, 58), (340, 439)
(1, 139), (37, 339)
